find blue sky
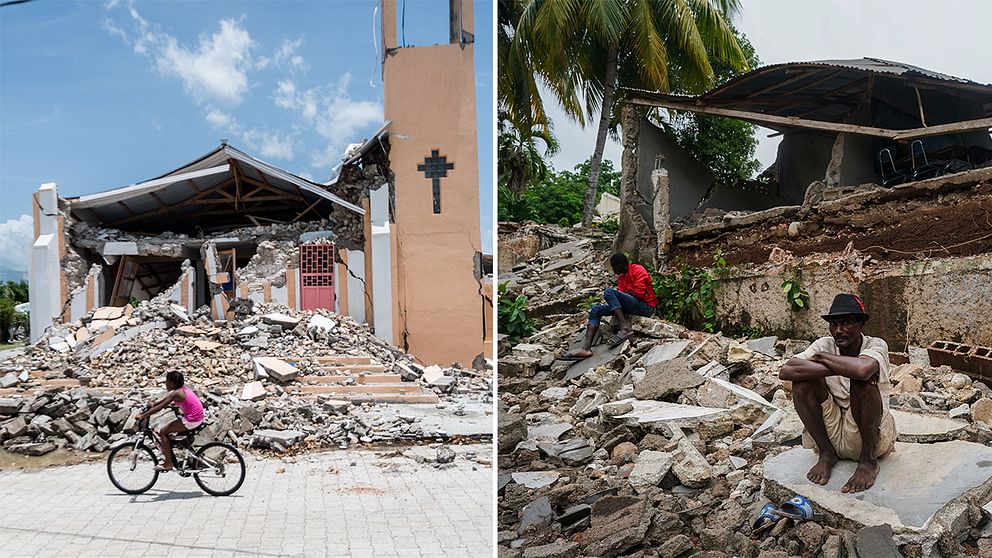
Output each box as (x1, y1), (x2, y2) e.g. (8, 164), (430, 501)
(0, 0), (493, 281)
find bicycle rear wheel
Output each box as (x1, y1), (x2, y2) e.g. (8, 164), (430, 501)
(192, 442), (246, 496)
(107, 443), (159, 494)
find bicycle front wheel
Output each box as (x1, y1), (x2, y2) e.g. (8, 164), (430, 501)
(107, 443), (159, 494)
(193, 442), (246, 496)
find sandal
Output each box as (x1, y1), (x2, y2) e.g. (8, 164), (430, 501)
(558, 353), (589, 362)
(607, 332), (634, 348)
(154, 465), (173, 473)
(750, 503), (781, 536)
(771, 495), (825, 522)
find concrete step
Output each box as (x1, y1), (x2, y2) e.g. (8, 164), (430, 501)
(288, 383), (426, 395)
(286, 356), (377, 366)
(313, 364), (388, 374)
(299, 393), (440, 404)
(298, 374), (403, 384)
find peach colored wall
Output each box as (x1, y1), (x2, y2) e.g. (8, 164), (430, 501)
(382, 0), (484, 366)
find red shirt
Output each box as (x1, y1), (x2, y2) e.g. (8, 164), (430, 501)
(617, 263), (658, 307)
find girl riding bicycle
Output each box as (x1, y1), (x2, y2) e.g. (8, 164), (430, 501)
(135, 371), (204, 472)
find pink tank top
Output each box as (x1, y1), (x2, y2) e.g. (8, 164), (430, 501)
(176, 386), (204, 422)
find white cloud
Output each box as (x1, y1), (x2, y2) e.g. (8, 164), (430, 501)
(271, 73), (382, 170)
(203, 108), (296, 161)
(256, 38), (308, 73)
(155, 19), (255, 104)
(0, 215), (33, 278)
(205, 108), (235, 129)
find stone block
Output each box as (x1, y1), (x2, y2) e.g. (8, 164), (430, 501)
(498, 412), (527, 454)
(628, 450), (674, 494)
(240, 381), (267, 401)
(0, 398), (21, 415)
(253, 357), (299, 383)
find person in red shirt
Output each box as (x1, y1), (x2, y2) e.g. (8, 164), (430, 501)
(563, 253), (658, 360)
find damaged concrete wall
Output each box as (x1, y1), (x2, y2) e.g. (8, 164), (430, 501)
(776, 130), (835, 205)
(636, 117), (712, 220)
(714, 253), (992, 349)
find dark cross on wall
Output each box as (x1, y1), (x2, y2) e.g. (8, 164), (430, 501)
(417, 149), (454, 214)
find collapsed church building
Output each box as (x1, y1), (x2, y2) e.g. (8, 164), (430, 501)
(28, 0), (491, 368)
(617, 58), (992, 351)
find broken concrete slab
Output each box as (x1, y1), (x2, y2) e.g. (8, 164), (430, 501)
(706, 377), (778, 410)
(253, 357), (299, 383)
(512, 343), (548, 359)
(570, 390), (607, 417)
(92, 306), (125, 320)
(638, 340), (693, 367)
(0, 373), (19, 389)
(612, 399), (727, 426)
(262, 312), (301, 329)
(563, 343), (624, 381)
(891, 409), (968, 442)
(526, 422), (573, 443)
(581, 496), (654, 558)
(84, 321), (169, 360)
(746, 336), (779, 357)
(240, 381), (266, 401)
(193, 340), (222, 351)
(628, 450), (674, 494)
(538, 438), (595, 465)
(422, 365), (445, 385)
(3, 415), (28, 437)
(8, 441), (56, 456)
(763, 441), (992, 540)
(499, 412), (527, 454)
(672, 438), (712, 488)
(512, 471), (560, 489)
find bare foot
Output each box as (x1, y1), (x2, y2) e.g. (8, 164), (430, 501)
(842, 460), (879, 493)
(563, 349), (593, 360)
(806, 451), (838, 485)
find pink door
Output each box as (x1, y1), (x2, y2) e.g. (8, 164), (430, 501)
(300, 244), (335, 310)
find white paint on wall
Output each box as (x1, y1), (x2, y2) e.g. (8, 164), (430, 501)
(347, 249), (366, 324)
(369, 183), (392, 344)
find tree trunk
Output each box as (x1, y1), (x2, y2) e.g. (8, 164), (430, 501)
(581, 44), (619, 228)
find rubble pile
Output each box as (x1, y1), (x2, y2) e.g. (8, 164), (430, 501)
(498, 225), (992, 558)
(1, 293), (491, 458)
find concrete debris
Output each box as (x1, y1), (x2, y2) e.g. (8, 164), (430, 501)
(1, 298), (489, 459)
(498, 221), (992, 557)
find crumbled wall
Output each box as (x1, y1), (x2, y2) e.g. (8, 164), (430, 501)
(332, 136), (394, 250)
(237, 240), (298, 290)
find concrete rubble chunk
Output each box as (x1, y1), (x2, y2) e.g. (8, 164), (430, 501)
(581, 496), (654, 558)
(521, 541), (579, 558)
(3, 416), (28, 437)
(251, 429), (304, 451)
(253, 357), (299, 383)
(762, 441), (992, 539)
(638, 341), (693, 367)
(9, 442), (56, 456)
(633, 357), (704, 400)
(614, 399), (727, 426)
(891, 409), (968, 442)
(0, 373), (20, 389)
(306, 315), (336, 334)
(971, 397), (992, 426)
(519, 496), (554, 534)
(672, 438), (712, 488)
(745, 336), (778, 357)
(855, 524), (901, 558)
(498, 412), (527, 454)
(511, 471), (560, 489)
(240, 381), (267, 401)
(0, 398), (21, 415)
(628, 450), (675, 494)
(570, 389), (607, 417)
(262, 313), (300, 329)
(512, 343), (547, 359)
(538, 438), (595, 465)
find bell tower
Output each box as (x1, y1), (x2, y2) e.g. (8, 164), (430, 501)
(378, 0), (483, 365)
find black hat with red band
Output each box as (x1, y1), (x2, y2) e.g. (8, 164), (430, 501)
(821, 293), (869, 321)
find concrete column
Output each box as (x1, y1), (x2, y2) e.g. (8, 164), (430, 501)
(652, 164), (672, 269)
(369, 184), (393, 344)
(347, 249), (366, 324)
(28, 183), (61, 342)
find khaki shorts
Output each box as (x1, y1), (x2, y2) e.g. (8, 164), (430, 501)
(801, 396), (897, 460)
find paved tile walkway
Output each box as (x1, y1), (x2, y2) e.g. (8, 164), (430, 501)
(0, 445), (493, 557)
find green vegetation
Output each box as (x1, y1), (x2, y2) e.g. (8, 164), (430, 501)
(781, 276), (811, 312)
(498, 282), (536, 344)
(664, 26), (762, 187)
(0, 280), (29, 344)
(498, 157), (620, 226)
(595, 214), (620, 235)
(504, 0), (748, 226)
(647, 250), (726, 333)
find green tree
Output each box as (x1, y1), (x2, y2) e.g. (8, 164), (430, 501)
(664, 26), (761, 186)
(498, 111), (560, 195)
(510, 0), (748, 227)
(0, 281), (29, 343)
(498, 157), (620, 226)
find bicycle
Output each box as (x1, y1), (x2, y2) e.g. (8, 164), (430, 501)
(107, 408), (246, 496)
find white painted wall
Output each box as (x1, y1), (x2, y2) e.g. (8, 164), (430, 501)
(346, 249), (366, 324)
(28, 183), (61, 343)
(369, 184), (392, 344)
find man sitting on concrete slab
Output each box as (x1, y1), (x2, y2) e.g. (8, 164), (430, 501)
(563, 253), (658, 360)
(779, 293), (896, 493)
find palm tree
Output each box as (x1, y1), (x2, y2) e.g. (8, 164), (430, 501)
(498, 111), (560, 194)
(511, 0), (748, 227)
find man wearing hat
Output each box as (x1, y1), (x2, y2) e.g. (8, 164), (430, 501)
(779, 293), (896, 493)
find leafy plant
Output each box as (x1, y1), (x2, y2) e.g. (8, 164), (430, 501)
(498, 282), (535, 344)
(646, 251), (726, 333)
(577, 294), (601, 311)
(781, 277), (810, 311)
(497, 185), (532, 222)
